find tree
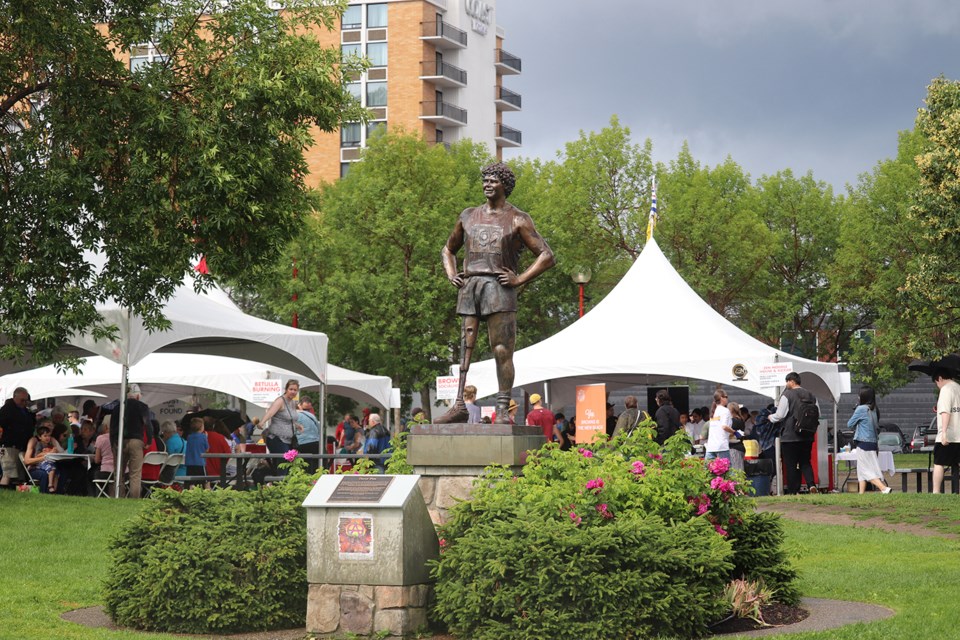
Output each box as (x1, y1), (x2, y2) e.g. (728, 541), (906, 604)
(0, 0), (364, 366)
(262, 132), (490, 417)
(831, 128), (927, 392)
(655, 144), (772, 319)
(903, 76), (960, 358)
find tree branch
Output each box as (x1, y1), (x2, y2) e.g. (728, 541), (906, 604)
(0, 81), (51, 120)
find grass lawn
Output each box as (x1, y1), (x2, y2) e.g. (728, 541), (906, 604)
(4, 491), (960, 639)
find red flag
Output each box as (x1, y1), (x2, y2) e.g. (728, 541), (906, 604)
(195, 255), (210, 275)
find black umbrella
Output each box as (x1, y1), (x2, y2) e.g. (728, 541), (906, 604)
(909, 353), (960, 377)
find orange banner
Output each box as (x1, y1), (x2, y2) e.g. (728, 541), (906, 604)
(576, 384), (606, 444)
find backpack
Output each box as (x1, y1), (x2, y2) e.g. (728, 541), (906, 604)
(795, 400), (820, 436)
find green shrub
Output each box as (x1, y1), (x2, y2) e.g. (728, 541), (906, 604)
(102, 467), (317, 634)
(431, 427), (799, 639)
(727, 510), (801, 605)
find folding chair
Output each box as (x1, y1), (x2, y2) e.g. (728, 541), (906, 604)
(92, 471), (114, 498)
(140, 451), (168, 498)
(18, 453), (38, 487)
(153, 453), (184, 492)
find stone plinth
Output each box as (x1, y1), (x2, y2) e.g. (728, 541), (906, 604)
(407, 423), (545, 524)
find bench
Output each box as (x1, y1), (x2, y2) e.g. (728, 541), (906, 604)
(894, 467), (957, 493)
(896, 468), (928, 493)
(179, 475), (221, 489)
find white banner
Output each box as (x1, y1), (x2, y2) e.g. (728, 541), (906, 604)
(252, 379), (283, 404)
(436, 375), (460, 401)
(759, 363), (794, 389)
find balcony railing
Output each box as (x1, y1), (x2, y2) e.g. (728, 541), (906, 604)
(421, 101), (468, 125)
(495, 123), (522, 147)
(495, 86), (522, 110)
(495, 48), (521, 74)
(421, 19), (467, 49)
(420, 60), (467, 87)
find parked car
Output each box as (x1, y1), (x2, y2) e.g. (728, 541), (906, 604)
(878, 424), (909, 453)
(877, 431), (906, 453)
(909, 426), (927, 452)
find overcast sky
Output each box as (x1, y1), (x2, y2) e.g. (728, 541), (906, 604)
(495, 0), (960, 191)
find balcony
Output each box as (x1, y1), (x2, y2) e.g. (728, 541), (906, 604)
(495, 123), (521, 148)
(420, 101), (467, 127)
(495, 86), (521, 111)
(421, 19), (467, 49)
(420, 60), (467, 88)
(495, 48), (521, 75)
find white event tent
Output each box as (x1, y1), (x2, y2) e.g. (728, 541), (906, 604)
(0, 354), (394, 412)
(463, 237), (848, 406)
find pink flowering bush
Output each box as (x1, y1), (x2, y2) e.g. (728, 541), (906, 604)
(432, 424), (798, 639)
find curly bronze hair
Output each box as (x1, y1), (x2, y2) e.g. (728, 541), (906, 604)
(481, 161), (516, 197)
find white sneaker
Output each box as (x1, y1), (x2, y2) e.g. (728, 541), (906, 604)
(882, 487), (892, 494)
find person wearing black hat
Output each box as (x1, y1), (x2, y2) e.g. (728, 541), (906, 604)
(605, 402), (617, 438)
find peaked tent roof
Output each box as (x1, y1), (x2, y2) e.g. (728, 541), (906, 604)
(464, 238), (847, 404)
(0, 354), (392, 410)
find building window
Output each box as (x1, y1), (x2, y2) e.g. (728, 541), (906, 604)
(341, 43), (362, 60)
(366, 42), (387, 67)
(342, 5), (361, 29)
(366, 82), (387, 107)
(367, 121), (386, 139)
(130, 43), (167, 72)
(341, 123), (362, 147)
(367, 3), (388, 28)
(340, 162), (352, 178)
(345, 82), (362, 103)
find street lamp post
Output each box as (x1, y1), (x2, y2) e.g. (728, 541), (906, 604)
(571, 268), (592, 318)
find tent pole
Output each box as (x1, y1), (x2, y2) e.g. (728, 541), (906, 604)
(544, 380), (551, 407)
(115, 365), (128, 499)
(833, 400), (839, 493)
(319, 382), (326, 450)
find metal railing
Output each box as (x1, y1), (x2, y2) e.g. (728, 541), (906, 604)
(495, 48), (522, 73)
(496, 123), (522, 144)
(420, 60), (467, 85)
(421, 101), (467, 124)
(496, 86), (522, 109)
(421, 19), (467, 47)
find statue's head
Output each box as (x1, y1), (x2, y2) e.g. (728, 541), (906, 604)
(481, 161), (516, 197)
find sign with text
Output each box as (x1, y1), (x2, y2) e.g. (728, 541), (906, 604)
(758, 363), (794, 389)
(436, 375), (460, 401)
(251, 379), (282, 404)
(575, 384), (606, 444)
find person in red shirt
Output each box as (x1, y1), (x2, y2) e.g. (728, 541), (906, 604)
(205, 420), (233, 479)
(525, 393), (555, 442)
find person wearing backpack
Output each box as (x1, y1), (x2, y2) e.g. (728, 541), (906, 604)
(363, 414), (391, 472)
(769, 372), (819, 494)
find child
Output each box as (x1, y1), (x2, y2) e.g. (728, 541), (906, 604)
(184, 417), (209, 477)
(34, 427), (61, 493)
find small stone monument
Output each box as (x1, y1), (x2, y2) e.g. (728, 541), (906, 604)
(302, 475), (439, 639)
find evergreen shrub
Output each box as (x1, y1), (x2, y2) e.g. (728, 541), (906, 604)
(102, 462), (316, 634)
(431, 424), (800, 639)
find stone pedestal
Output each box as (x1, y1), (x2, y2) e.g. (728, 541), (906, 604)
(408, 423), (544, 524)
(303, 475), (439, 639)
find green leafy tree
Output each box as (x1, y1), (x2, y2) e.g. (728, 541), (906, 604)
(903, 76), (960, 358)
(0, 0), (364, 366)
(656, 145), (772, 318)
(832, 128), (928, 392)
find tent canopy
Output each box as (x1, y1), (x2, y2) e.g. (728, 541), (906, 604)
(464, 238), (847, 405)
(0, 354), (393, 410)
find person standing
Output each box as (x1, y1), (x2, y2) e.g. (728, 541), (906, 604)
(612, 396), (642, 439)
(260, 379), (301, 457)
(110, 384), (152, 498)
(931, 368), (960, 494)
(653, 389), (681, 445)
(0, 387), (35, 487)
(525, 393), (555, 443)
(296, 398), (322, 473)
(769, 372), (818, 494)
(435, 162), (556, 423)
(705, 389), (734, 460)
(848, 386), (892, 494)
(464, 385), (482, 424)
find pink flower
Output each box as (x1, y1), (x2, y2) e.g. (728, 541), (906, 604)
(714, 524), (728, 536)
(687, 493), (711, 516)
(578, 448), (594, 458)
(283, 449), (299, 462)
(585, 478), (605, 494)
(630, 460), (646, 476)
(708, 458), (731, 475)
(648, 453), (663, 461)
(595, 503), (614, 519)
(710, 477), (738, 494)
(569, 511), (582, 526)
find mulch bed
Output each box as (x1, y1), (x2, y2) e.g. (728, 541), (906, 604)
(710, 602), (809, 635)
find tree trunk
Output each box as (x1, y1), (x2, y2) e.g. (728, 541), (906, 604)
(420, 387), (433, 423)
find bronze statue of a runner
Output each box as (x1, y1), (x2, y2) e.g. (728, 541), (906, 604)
(435, 162), (555, 424)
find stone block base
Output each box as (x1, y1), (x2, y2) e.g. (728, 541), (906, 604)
(307, 583), (432, 639)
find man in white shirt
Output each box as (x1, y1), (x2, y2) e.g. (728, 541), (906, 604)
(932, 368), (960, 494)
